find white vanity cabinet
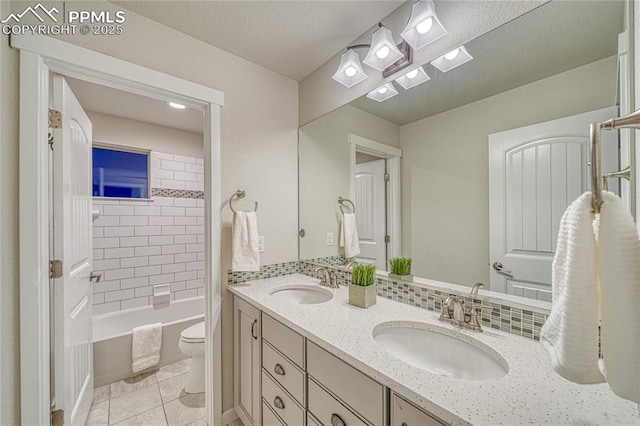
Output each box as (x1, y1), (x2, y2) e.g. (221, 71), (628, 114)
(234, 297), (262, 426)
(390, 393), (445, 426)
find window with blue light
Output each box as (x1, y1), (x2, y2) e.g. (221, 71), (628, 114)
(92, 147), (149, 198)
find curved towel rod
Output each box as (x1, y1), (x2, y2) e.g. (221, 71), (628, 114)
(229, 189), (258, 214)
(338, 197), (355, 214)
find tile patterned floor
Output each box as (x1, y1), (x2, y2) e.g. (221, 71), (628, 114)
(85, 359), (208, 426)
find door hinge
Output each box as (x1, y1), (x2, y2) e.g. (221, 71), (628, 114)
(48, 109), (61, 129)
(384, 235), (391, 243)
(384, 173), (390, 182)
(50, 260), (63, 279)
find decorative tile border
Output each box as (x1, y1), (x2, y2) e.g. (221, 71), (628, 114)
(151, 188), (204, 199)
(304, 255), (347, 267)
(227, 261), (300, 285)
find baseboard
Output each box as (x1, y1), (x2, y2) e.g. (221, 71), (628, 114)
(222, 408), (240, 425)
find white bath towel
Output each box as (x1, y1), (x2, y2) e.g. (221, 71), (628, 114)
(232, 211), (260, 272)
(339, 213), (360, 258)
(598, 191), (640, 404)
(540, 192), (605, 384)
(132, 322), (162, 373)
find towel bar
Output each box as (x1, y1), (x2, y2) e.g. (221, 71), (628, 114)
(338, 197), (355, 214)
(229, 189), (258, 214)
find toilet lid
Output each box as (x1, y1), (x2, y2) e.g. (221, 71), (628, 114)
(181, 321), (205, 343)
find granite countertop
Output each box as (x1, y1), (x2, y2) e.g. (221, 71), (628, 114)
(228, 274), (639, 426)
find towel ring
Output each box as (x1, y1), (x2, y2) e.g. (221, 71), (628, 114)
(338, 197), (355, 214)
(229, 189), (258, 214)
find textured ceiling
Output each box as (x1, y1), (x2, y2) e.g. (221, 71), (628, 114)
(109, 0), (404, 81)
(350, 1), (624, 125)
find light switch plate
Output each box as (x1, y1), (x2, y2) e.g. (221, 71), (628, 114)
(326, 232), (334, 246)
(258, 236), (265, 252)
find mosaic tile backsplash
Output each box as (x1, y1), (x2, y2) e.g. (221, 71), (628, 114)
(229, 260), (549, 341)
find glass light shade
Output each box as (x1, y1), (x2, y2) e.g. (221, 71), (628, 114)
(332, 50), (368, 88)
(363, 26), (403, 71)
(395, 66), (430, 90)
(366, 83), (399, 102)
(431, 45), (473, 72)
(401, 0), (447, 50)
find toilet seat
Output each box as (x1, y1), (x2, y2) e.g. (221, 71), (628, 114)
(180, 321), (205, 343)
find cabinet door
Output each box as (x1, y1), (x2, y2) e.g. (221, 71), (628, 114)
(391, 393), (445, 426)
(234, 296), (261, 426)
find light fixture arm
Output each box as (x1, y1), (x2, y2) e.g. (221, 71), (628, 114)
(346, 44), (372, 51)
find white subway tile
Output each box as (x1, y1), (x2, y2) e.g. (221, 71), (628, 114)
(94, 280), (120, 293)
(174, 216), (197, 226)
(135, 286), (153, 297)
(94, 301), (121, 315)
(152, 197), (174, 206)
(196, 158), (204, 165)
(197, 288), (205, 297)
(185, 243), (204, 253)
(135, 205), (162, 216)
(119, 200), (150, 206)
(174, 289), (198, 300)
(186, 226), (204, 235)
(162, 206), (185, 216)
(121, 297), (149, 310)
(185, 163), (204, 174)
(120, 277), (149, 289)
(153, 168), (174, 180)
(174, 198), (197, 208)
(104, 247), (135, 259)
(175, 271), (197, 282)
(186, 279), (204, 289)
(135, 226), (162, 236)
(170, 281), (186, 292)
(149, 274), (174, 285)
(135, 265), (163, 277)
(94, 238), (120, 249)
(197, 252), (205, 261)
(135, 245), (162, 256)
(120, 216), (148, 226)
(175, 253), (197, 263)
(185, 181), (204, 191)
(120, 256), (149, 268)
(94, 259), (120, 271)
(120, 236), (149, 247)
(162, 244), (185, 255)
(152, 152), (174, 161)
(103, 205), (134, 216)
(92, 199), (118, 205)
(197, 270), (205, 279)
(196, 217), (205, 226)
(93, 227), (104, 238)
(104, 268), (135, 281)
(161, 160), (185, 171)
(197, 235), (205, 243)
(93, 293), (105, 304)
(185, 207), (204, 217)
(196, 174), (204, 183)
(174, 234), (197, 244)
(174, 171), (197, 182)
(149, 254), (174, 265)
(94, 215), (120, 227)
(162, 226), (186, 236)
(186, 261), (204, 271)
(148, 216), (174, 226)
(174, 154), (197, 164)
(162, 263), (185, 274)
(105, 289), (135, 302)
(104, 227), (134, 237)
(161, 179), (185, 190)
(196, 199), (204, 208)
(149, 236), (174, 246)
(151, 158), (161, 169)
(151, 178), (162, 188)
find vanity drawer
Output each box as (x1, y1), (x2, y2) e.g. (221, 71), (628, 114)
(307, 342), (384, 425)
(262, 370), (305, 426)
(262, 313), (305, 368)
(262, 400), (285, 426)
(308, 378), (368, 426)
(391, 393), (445, 426)
(262, 340), (305, 405)
(307, 412), (322, 426)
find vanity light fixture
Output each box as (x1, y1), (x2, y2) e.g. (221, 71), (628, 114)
(395, 66), (430, 90)
(332, 49), (368, 88)
(168, 101), (186, 109)
(366, 82), (399, 102)
(363, 24), (404, 71)
(431, 46), (473, 73)
(401, 0), (447, 50)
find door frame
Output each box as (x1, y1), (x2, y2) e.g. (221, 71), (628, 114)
(14, 34), (224, 426)
(348, 134), (402, 262)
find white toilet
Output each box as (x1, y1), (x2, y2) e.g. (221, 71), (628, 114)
(178, 320), (205, 394)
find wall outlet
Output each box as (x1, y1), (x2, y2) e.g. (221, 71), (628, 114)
(258, 236), (265, 252)
(326, 232), (334, 246)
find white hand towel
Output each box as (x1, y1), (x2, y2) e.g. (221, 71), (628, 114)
(339, 213), (360, 258)
(598, 191), (640, 404)
(232, 211), (260, 272)
(540, 192), (605, 384)
(132, 322), (162, 373)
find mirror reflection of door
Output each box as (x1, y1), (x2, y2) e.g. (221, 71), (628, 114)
(354, 155), (387, 269)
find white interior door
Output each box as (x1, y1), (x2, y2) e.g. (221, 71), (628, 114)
(52, 75), (94, 426)
(354, 159), (387, 269)
(489, 107), (618, 300)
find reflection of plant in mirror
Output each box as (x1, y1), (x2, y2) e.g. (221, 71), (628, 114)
(389, 257), (412, 275)
(351, 264), (376, 287)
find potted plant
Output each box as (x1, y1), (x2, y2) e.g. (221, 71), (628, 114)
(349, 264), (377, 308)
(388, 257), (413, 281)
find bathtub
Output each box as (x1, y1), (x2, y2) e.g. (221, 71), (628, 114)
(93, 296), (204, 387)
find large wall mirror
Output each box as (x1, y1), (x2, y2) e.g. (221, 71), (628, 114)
(299, 1), (631, 302)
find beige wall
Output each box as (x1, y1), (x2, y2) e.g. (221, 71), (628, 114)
(400, 56), (617, 287)
(299, 104), (399, 260)
(88, 111), (203, 158)
(2, 0), (299, 420)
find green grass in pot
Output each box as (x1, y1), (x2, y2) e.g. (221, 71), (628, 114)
(351, 264), (376, 287)
(389, 257), (412, 276)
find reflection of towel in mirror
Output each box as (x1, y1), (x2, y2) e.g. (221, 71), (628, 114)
(132, 323), (162, 373)
(339, 213), (360, 258)
(232, 211), (260, 272)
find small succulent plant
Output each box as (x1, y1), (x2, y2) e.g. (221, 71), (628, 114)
(351, 264), (376, 286)
(389, 257), (412, 276)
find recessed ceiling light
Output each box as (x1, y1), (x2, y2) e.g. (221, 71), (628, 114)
(431, 46), (473, 73)
(168, 102), (186, 110)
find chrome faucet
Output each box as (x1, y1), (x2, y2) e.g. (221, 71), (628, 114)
(470, 282), (485, 297)
(439, 294), (483, 332)
(315, 267), (339, 289)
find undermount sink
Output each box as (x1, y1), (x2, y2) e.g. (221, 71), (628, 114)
(372, 322), (508, 381)
(269, 284), (333, 305)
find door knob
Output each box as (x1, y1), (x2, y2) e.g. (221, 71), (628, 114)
(492, 262), (512, 275)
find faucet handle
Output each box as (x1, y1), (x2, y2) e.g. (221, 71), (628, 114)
(328, 271), (339, 288)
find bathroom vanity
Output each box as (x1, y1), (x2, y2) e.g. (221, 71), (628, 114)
(230, 274), (638, 426)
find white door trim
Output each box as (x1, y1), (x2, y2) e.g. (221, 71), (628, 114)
(348, 134), (402, 263)
(13, 34), (224, 426)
